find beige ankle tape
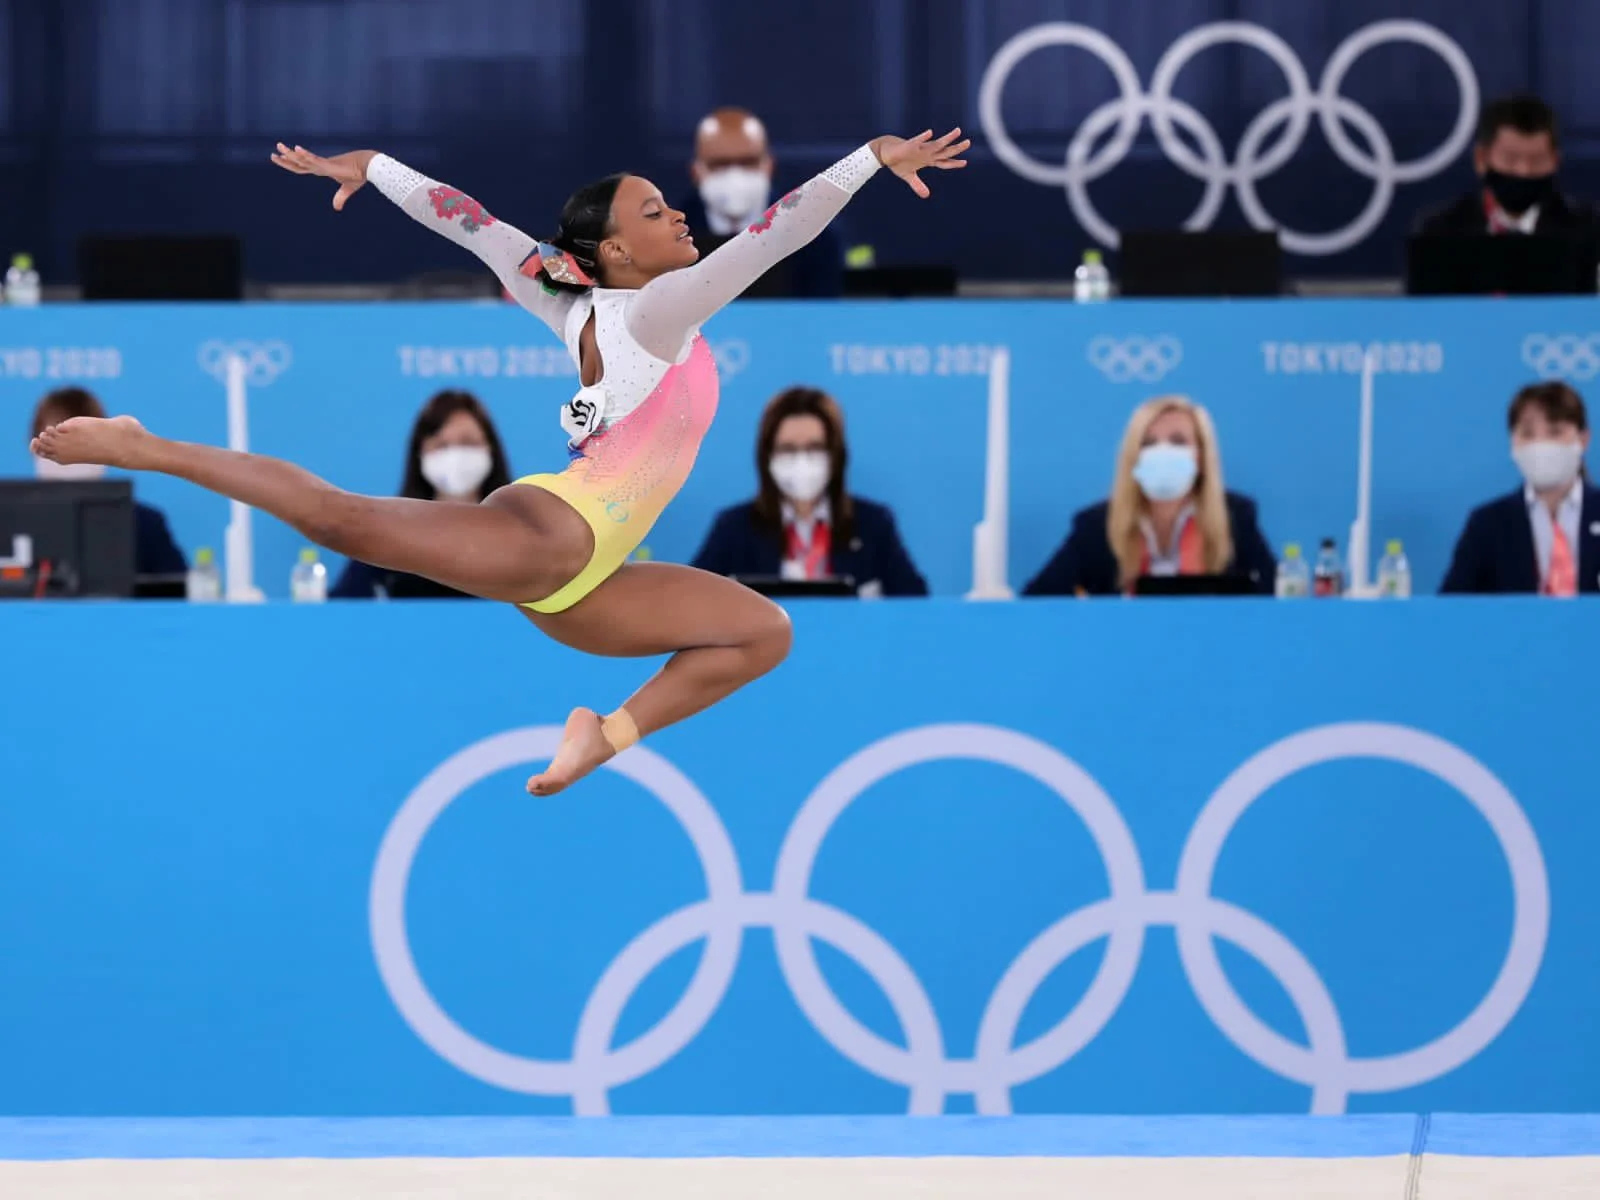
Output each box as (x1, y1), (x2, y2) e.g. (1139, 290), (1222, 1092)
(601, 708), (639, 754)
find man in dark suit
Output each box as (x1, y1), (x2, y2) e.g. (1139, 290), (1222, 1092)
(29, 388), (187, 580)
(677, 106), (845, 299)
(1415, 94), (1599, 238)
(1442, 381), (1598, 595)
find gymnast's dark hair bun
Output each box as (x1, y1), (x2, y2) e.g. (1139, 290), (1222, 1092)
(539, 173), (627, 293)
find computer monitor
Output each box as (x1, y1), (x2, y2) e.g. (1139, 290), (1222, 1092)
(78, 234), (244, 300)
(842, 266), (959, 298)
(1133, 573), (1260, 597)
(731, 575), (858, 598)
(0, 480), (136, 598)
(1404, 233), (1600, 295)
(1118, 230), (1283, 297)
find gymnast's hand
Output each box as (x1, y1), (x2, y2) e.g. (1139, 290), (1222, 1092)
(869, 128), (971, 199)
(270, 144), (378, 211)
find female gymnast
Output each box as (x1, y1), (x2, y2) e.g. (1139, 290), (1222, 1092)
(31, 128), (969, 794)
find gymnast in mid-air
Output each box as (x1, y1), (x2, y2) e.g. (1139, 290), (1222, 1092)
(31, 126), (969, 793)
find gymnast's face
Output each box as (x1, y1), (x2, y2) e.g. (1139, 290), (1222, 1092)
(601, 175), (699, 280)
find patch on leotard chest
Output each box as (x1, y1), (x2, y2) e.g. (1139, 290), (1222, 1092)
(561, 383), (607, 441)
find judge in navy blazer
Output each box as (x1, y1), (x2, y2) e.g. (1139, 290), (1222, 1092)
(1442, 380), (1598, 594)
(1024, 394), (1276, 596)
(692, 386), (928, 597)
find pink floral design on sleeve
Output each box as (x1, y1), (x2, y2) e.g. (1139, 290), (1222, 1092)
(428, 186), (498, 234)
(747, 185), (807, 235)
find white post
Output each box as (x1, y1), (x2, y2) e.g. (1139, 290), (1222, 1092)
(223, 354), (264, 603)
(967, 345), (1015, 600)
(1346, 348), (1377, 598)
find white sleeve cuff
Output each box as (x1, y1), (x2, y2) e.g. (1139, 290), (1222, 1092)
(367, 153), (432, 204)
(821, 144), (882, 195)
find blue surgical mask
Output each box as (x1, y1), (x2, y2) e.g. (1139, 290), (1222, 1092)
(1131, 443), (1198, 501)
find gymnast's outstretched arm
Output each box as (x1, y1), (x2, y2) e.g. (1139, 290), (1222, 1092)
(625, 129), (969, 361)
(270, 143), (575, 340)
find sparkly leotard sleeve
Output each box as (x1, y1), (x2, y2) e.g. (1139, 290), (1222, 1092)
(624, 144), (882, 360)
(366, 154), (576, 340)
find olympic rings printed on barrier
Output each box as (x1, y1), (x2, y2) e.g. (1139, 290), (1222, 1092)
(1088, 335), (1182, 383)
(977, 20), (1479, 256)
(198, 340), (293, 387)
(1522, 334), (1600, 382)
(369, 721), (1548, 1114)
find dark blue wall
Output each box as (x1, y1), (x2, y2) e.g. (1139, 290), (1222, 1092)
(3, 0), (1598, 285)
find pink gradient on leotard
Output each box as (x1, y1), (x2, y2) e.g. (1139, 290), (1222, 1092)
(563, 334), (720, 527)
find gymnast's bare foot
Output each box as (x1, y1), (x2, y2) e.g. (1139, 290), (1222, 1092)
(30, 416), (155, 471)
(527, 707), (616, 796)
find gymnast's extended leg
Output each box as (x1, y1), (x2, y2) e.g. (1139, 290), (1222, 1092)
(31, 415), (594, 604)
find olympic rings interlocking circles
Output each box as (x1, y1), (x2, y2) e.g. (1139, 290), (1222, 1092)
(369, 721), (1548, 1115)
(977, 19), (1479, 255)
(197, 339), (293, 387)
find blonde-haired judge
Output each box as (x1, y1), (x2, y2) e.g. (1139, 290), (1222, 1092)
(1023, 395), (1276, 596)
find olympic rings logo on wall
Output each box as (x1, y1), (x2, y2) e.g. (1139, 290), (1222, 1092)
(1088, 335), (1182, 383)
(198, 340), (293, 387)
(977, 19), (1479, 256)
(369, 721), (1548, 1115)
(1522, 334), (1600, 382)
(710, 340), (751, 379)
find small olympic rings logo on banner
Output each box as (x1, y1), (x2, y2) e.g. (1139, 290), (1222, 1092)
(1088, 335), (1182, 383)
(1522, 334), (1600, 382)
(711, 340), (751, 379)
(198, 340), (293, 387)
(978, 19), (1478, 255)
(369, 721), (1548, 1115)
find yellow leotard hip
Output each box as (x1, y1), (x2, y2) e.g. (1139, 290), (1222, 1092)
(513, 466), (649, 614)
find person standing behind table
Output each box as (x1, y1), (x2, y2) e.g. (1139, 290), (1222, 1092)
(1414, 94), (1599, 238)
(1441, 381), (1600, 595)
(331, 390), (513, 599)
(692, 386), (927, 597)
(27, 388), (187, 579)
(677, 107), (846, 299)
(1023, 395), (1276, 596)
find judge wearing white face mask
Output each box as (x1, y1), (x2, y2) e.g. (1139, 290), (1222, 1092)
(1442, 381), (1598, 595)
(1024, 395), (1276, 597)
(677, 107), (845, 299)
(691, 386), (927, 597)
(330, 390), (512, 599)
(28, 387), (188, 581)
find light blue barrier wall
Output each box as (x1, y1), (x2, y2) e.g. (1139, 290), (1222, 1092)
(0, 599), (1592, 1116)
(0, 297), (1596, 596)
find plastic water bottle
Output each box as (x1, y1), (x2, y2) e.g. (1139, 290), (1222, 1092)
(1274, 543), (1311, 597)
(1073, 249), (1111, 302)
(4, 254), (40, 307)
(1313, 537), (1344, 598)
(186, 547), (222, 602)
(1376, 539), (1411, 598)
(290, 548), (327, 602)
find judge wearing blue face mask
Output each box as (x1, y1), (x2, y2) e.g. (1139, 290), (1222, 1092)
(691, 386), (927, 597)
(1023, 395), (1276, 597)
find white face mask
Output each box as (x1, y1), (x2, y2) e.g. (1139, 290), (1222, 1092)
(1512, 439), (1584, 492)
(34, 455), (105, 483)
(770, 450), (830, 505)
(699, 166), (770, 223)
(421, 444), (493, 498)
